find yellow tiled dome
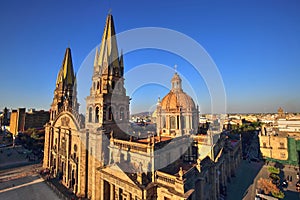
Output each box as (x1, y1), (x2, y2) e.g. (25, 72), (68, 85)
(160, 91), (195, 110)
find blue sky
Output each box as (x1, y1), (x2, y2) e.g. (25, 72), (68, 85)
(0, 0), (299, 114)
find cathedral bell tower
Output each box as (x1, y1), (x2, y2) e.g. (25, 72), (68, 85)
(85, 14), (130, 198)
(50, 47), (79, 122)
(85, 14), (129, 137)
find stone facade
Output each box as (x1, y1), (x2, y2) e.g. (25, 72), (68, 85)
(24, 110), (50, 130)
(259, 132), (289, 160)
(259, 109), (300, 165)
(43, 13), (242, 200)
(43, 47), (87, 197)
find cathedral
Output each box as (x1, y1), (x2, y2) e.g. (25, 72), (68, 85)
(43, 13), (242, 200)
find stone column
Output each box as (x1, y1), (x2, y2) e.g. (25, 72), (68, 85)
(65, 132), (69, 187)
(115, 186), (119, 200)
(178, 115), (182, 135)
(186, 115), (190, 130)
(43, 125), (50, 168)
(166, 115), (169, 131)
(55, 128), (60, 176)
(49, 128), (54, 167)
(110, 184), (115, 200)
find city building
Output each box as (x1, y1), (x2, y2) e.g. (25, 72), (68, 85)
(8, 108), (49, 135)
(259, 108), (300, 166)
(43, 13), (242, 200)
(24, 109), (50, 130)
(0, 107), (10, 128)
(9, 108), (26, 135)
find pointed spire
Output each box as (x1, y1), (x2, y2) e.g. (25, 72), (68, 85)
(62, 47), (75, 85)
(55, 48), (75, 86)
(97, 13), (120, 75)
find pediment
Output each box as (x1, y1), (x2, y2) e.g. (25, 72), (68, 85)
(101, 163), (140, 187)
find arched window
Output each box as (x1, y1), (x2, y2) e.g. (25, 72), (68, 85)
(120, 107), (125, 120)
(88, 107), (92, 122)
(97, 81), (100, 90)
(95, 107), (99, 123)
(73, 144), (77, 160)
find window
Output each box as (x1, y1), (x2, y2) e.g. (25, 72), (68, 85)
(95, 107), (99, 123)
(280, 153), (286, 158)
(263, 142), (267, 148)
(73, 144), (77, 160)
(279, 142), (284, 149)
(88, 107), (92, 122)
(170, 116), (176, 129)
(74, 144), (77, 152)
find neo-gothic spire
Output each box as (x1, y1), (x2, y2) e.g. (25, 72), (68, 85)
(94, 14), (121, 76)
(51, 47), (78, 121)
(86, 13), (130, 139)
(62, 48), (75, 85)
(56, 48), (75, 87)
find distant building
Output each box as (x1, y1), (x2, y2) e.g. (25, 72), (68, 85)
(0, 107), (10, 127)
(259, 108), (300, 166)
(9, 108), (49, 135)
(9, 108), (26, 135)
(24, 110), (50, 130)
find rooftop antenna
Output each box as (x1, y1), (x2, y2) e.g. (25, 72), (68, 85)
(108, 8), (112, 14)
(174, 64), (177, 73)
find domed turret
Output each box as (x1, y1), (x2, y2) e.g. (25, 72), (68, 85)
(156, 70), (199, 137)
